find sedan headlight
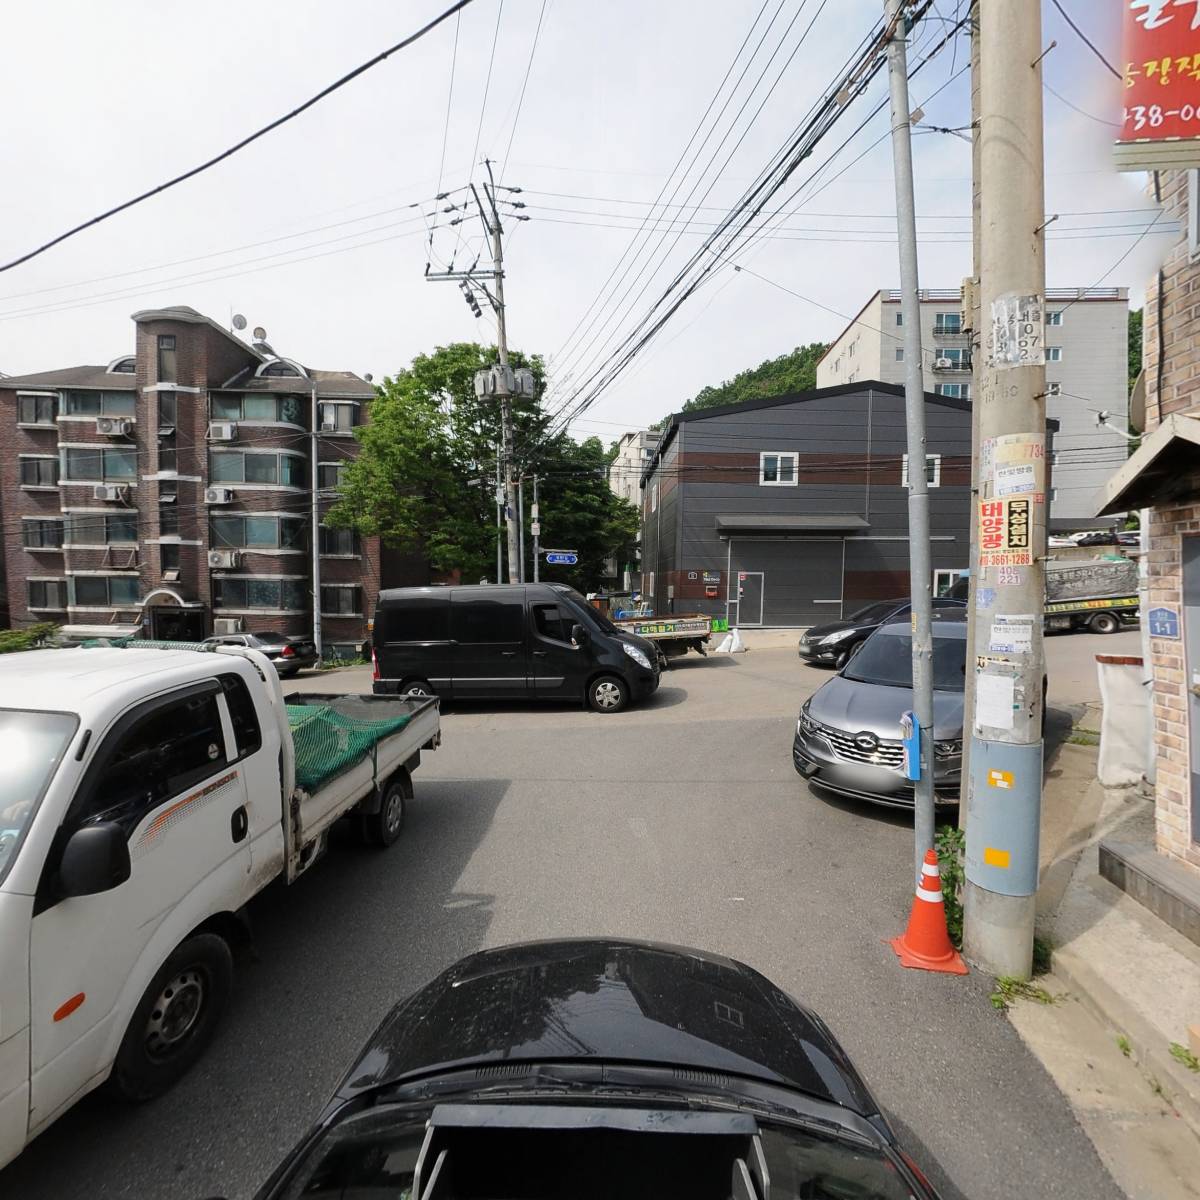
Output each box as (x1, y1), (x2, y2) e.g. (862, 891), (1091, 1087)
(820, 628), (857, 645)
(934, 739), (963, 759)
(797, 704), (819, 735)
(622, 642), (652, 670)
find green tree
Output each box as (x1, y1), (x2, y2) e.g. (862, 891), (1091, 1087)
(1128, 307), (1143, 394)
(680, 342), (829, 413)
(328, 342), (637, 588)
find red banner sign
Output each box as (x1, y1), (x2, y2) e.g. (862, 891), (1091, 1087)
(1119, 0), (1200, 163)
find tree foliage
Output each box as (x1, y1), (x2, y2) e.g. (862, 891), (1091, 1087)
(680, 342), (829, 413)
(327, 342), (638, 590)
(1128, 307), (1143, 395)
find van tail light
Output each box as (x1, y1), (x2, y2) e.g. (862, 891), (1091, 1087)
(371, 647), (380, 681)
(281, 645), (296, 658)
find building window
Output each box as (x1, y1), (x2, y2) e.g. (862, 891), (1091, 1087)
(1046, 310), (1063, 327)
(895, 347), (904, 361)
(319, 403), (357, 432)
(210, 514), (306, 549)
(1046, 346), (1063, 362)
(158, 391), (177, 431)
(211, 393), (303, 424)
(895, 312), (903, 326)
(650, 482), (658, 513)
(317, 463), (347, 490)
(933, 348), (968, 369)
(159, 446), (178, 474)
(320, 585), (361, 616)
(759, 452), (798, 486)
(108, 357), (136, 374)
(320, 526), (360, 556)
(62, 390), (135, 417)
(62, 447), (137, 481)
(1046, 382), (1062, 396)
(23, 519), (63, 548)
(209, 451), (307, 488)
(157, 334), (177, 383)
(159, 503), (179, 536)
(934, 383), (971, 399)
(28, 580), (66, 610)
(260, 361), (302, 378)
(19, 457), (59, 487)
(934, 312), (962, 335)
(1190, 171), (1200, 260)
(213, 577), (308, 611)
(66, 513), (137, 545)
(902, 453), (942, 488)
(849, 339), (857, 358)
(72, 575), (140, 606)
(160, 543), (180, 573)
(18, 394), (56, 425)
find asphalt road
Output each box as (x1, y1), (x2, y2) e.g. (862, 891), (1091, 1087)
(3, 629), (1137, 1200)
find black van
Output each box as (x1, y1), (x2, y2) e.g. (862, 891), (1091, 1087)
(371, 584), (661, 713)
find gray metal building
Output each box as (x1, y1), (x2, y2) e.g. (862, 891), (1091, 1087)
(639, 381), (992, 627)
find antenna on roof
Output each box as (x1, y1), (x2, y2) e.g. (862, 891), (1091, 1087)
(365, 373), (374, 383)
(252, 326), (267, 341)
(231, 313), (247, 332)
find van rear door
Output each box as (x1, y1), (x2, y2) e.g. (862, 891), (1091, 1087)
(450, 588), (529, 698)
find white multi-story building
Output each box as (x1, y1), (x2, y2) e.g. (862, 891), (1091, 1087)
(815, 287), (1130, 525)
(608, 429), (660, 504)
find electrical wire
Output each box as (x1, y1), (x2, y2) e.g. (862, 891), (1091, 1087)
(471, 0), (506, 169)
(1048, 0), (1122, 80)
(499, 0), (549, 182)
(0, 0), (477, 274)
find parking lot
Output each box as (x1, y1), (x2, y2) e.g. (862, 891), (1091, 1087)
(2, 628), (1135, 1200)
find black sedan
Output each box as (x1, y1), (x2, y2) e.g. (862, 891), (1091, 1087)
(201, 631), (318, 677)
(252, 939), (941, 1199)
(799, 597), (966, 668)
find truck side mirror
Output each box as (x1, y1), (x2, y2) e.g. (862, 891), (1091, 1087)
(571, 624), (590, 646)
(59, 822), (131, 898)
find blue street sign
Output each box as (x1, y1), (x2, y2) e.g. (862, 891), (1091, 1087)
(545, 552), (578, 565)
(1148, 606), (1180, 639)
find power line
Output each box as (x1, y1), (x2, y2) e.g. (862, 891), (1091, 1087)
(1048, 0), (1121, 80)
(471, 0), (506, 168)
(0, 0), (477, 274)
(427, 6), (464, 268)
(499, 0), (549, 182)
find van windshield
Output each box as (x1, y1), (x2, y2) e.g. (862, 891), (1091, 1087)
(0, 709), (78, 886)
(556, 589), (618, 635)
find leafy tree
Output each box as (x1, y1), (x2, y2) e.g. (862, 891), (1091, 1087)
(680, 342), (829, 413)
(328, 342), (637, 589)
(0, 622), (58, 653)
(1128, 307), (1143, 395)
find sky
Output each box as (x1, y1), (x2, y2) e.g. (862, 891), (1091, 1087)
(0, 1), (1161, 442)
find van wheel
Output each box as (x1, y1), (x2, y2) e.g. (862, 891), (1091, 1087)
(108, 933), (233, 1102)
(400, 678), (435, 698)
(362, 773), (410, 847)
(588, 675), (629, 714)
(1088, 612), (1120, 635)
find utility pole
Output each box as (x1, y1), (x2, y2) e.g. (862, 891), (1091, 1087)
(885, 0), (936, 884)
(495, 446), (503, 584)
(532, 475), (541, 582)
(518, 475), (526, 582)
(960, 0), (981, 831)
(962, 0), (1048, 980)
(309, 383), (323, 661)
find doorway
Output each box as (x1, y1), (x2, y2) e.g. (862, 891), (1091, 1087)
(734, 572), (765, 626)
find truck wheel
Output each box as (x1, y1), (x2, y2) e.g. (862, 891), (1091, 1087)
(109, 933), (233, 1102)
(363, 774), (409, 847)
(588, 675), (629, 714)
(1088, 612), (1120, 635)
(400, 678), (435, 698)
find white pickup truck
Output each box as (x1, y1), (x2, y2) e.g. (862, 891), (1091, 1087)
(0, 643), (440, 1170)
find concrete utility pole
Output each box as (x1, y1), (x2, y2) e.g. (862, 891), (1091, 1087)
(532, 475), (541, 583)
(310, 383), (323, 661)
(960, 0), (981, 831)
(885, 0), (937, 884)
(495, 446), (503, 584)
(518, 475), (526, 583)
(962, 0), (1049, 980)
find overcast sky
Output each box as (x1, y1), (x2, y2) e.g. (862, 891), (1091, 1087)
(0, 1), (1158, 439)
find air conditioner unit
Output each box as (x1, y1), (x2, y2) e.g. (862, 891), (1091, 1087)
(204, 486), (234, 505)
(213, 617), (244, 635)
(208, 421), (238, 441)
(207, 549), (239, 569)
(934, 357), (955, 369)
(93, 484), (128, 502)
(321, 420), (337, 432)
(96, 416), (135, 436)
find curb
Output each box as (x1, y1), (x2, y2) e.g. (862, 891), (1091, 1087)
(1051, 941), (1200, 1141)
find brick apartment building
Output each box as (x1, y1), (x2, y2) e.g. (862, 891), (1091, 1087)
(0, 305), (378, 657)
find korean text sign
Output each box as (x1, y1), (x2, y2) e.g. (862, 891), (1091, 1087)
(978, 498), (1033, 568)
(1121, 0), (1200, 148)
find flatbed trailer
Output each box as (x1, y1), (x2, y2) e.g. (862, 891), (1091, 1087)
(612, 613), (714, 663)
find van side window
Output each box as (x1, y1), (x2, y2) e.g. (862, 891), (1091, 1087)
(79, 690), (229, 832)
(220, 673), (262, 758)
(451, 594), (523, 644)
(532, 603), (572, 645)
(383, 597), (449, 642)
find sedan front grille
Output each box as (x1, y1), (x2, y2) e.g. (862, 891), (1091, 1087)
(816, 723), (905, 769)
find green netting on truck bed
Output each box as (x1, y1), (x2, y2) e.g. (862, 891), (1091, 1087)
(286, 700), (413, 795)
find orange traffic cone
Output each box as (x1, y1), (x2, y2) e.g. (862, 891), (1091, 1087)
(890, 849), (968, 975)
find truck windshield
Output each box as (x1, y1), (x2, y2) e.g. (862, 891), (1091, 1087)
(0, 709), (78, 886)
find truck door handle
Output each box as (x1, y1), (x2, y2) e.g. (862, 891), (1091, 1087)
(231, 806), (248, 843)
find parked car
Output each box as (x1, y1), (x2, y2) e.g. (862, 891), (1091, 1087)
(201, 632), (318, 677)
(372, 584), (661, 714)
(798, 597), (966, 669)
(1116, 531), (1141, 546)
(251, 938), (942, 1200)
(1076, 531), (1118, 546)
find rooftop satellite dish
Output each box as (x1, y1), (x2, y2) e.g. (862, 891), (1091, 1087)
(253, 326), (267, 341)
(231, 313), (247, 331)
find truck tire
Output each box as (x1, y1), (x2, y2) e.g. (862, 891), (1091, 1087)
(362, 773), (409, 847)
(1088, 612), (1120, 635)
(588, 675), (629, 714)
(400, 678), (435, 698)
(108, 933), (233, 1102)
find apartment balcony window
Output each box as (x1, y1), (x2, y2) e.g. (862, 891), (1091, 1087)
(210, 514), (307, 550)
(213, 577), (308, 612)
(62, 390), (135, 417)
(18, 394), (57, 425)
(23, 519), (64, 549)
(28, 580), (67, 610)
(321, 585), (362, 616)
(72, 575), (141, 606)
(61, 447), (137, 482)
(318, 402), (357, 432)
(211, 393), (304, 424)
(317, 463), (347, 490)
(931, 349), (970, 372)
(209, 450), (307, 488)
(934, 383), (970, 399)
(933, 312), (962, 335)
(65, 513), (137, 546)
(157, 335), (177, 383)
(158, 391), (177, 432)
(160, 543), (180, 576)
(19, 456), (59, 488)
(320, 526), (360, 556)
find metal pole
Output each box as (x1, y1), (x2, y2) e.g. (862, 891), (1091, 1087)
(483, 162), (520, 585)
(518, 475), (526, 583)
(310, 384), (323, 662)
(533, 475), (540, 583)
(495, 447), (502, 584)
(962, 0), (1048, 980)
(886, 0), (936, 884)
(960, 0), (981, 831)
